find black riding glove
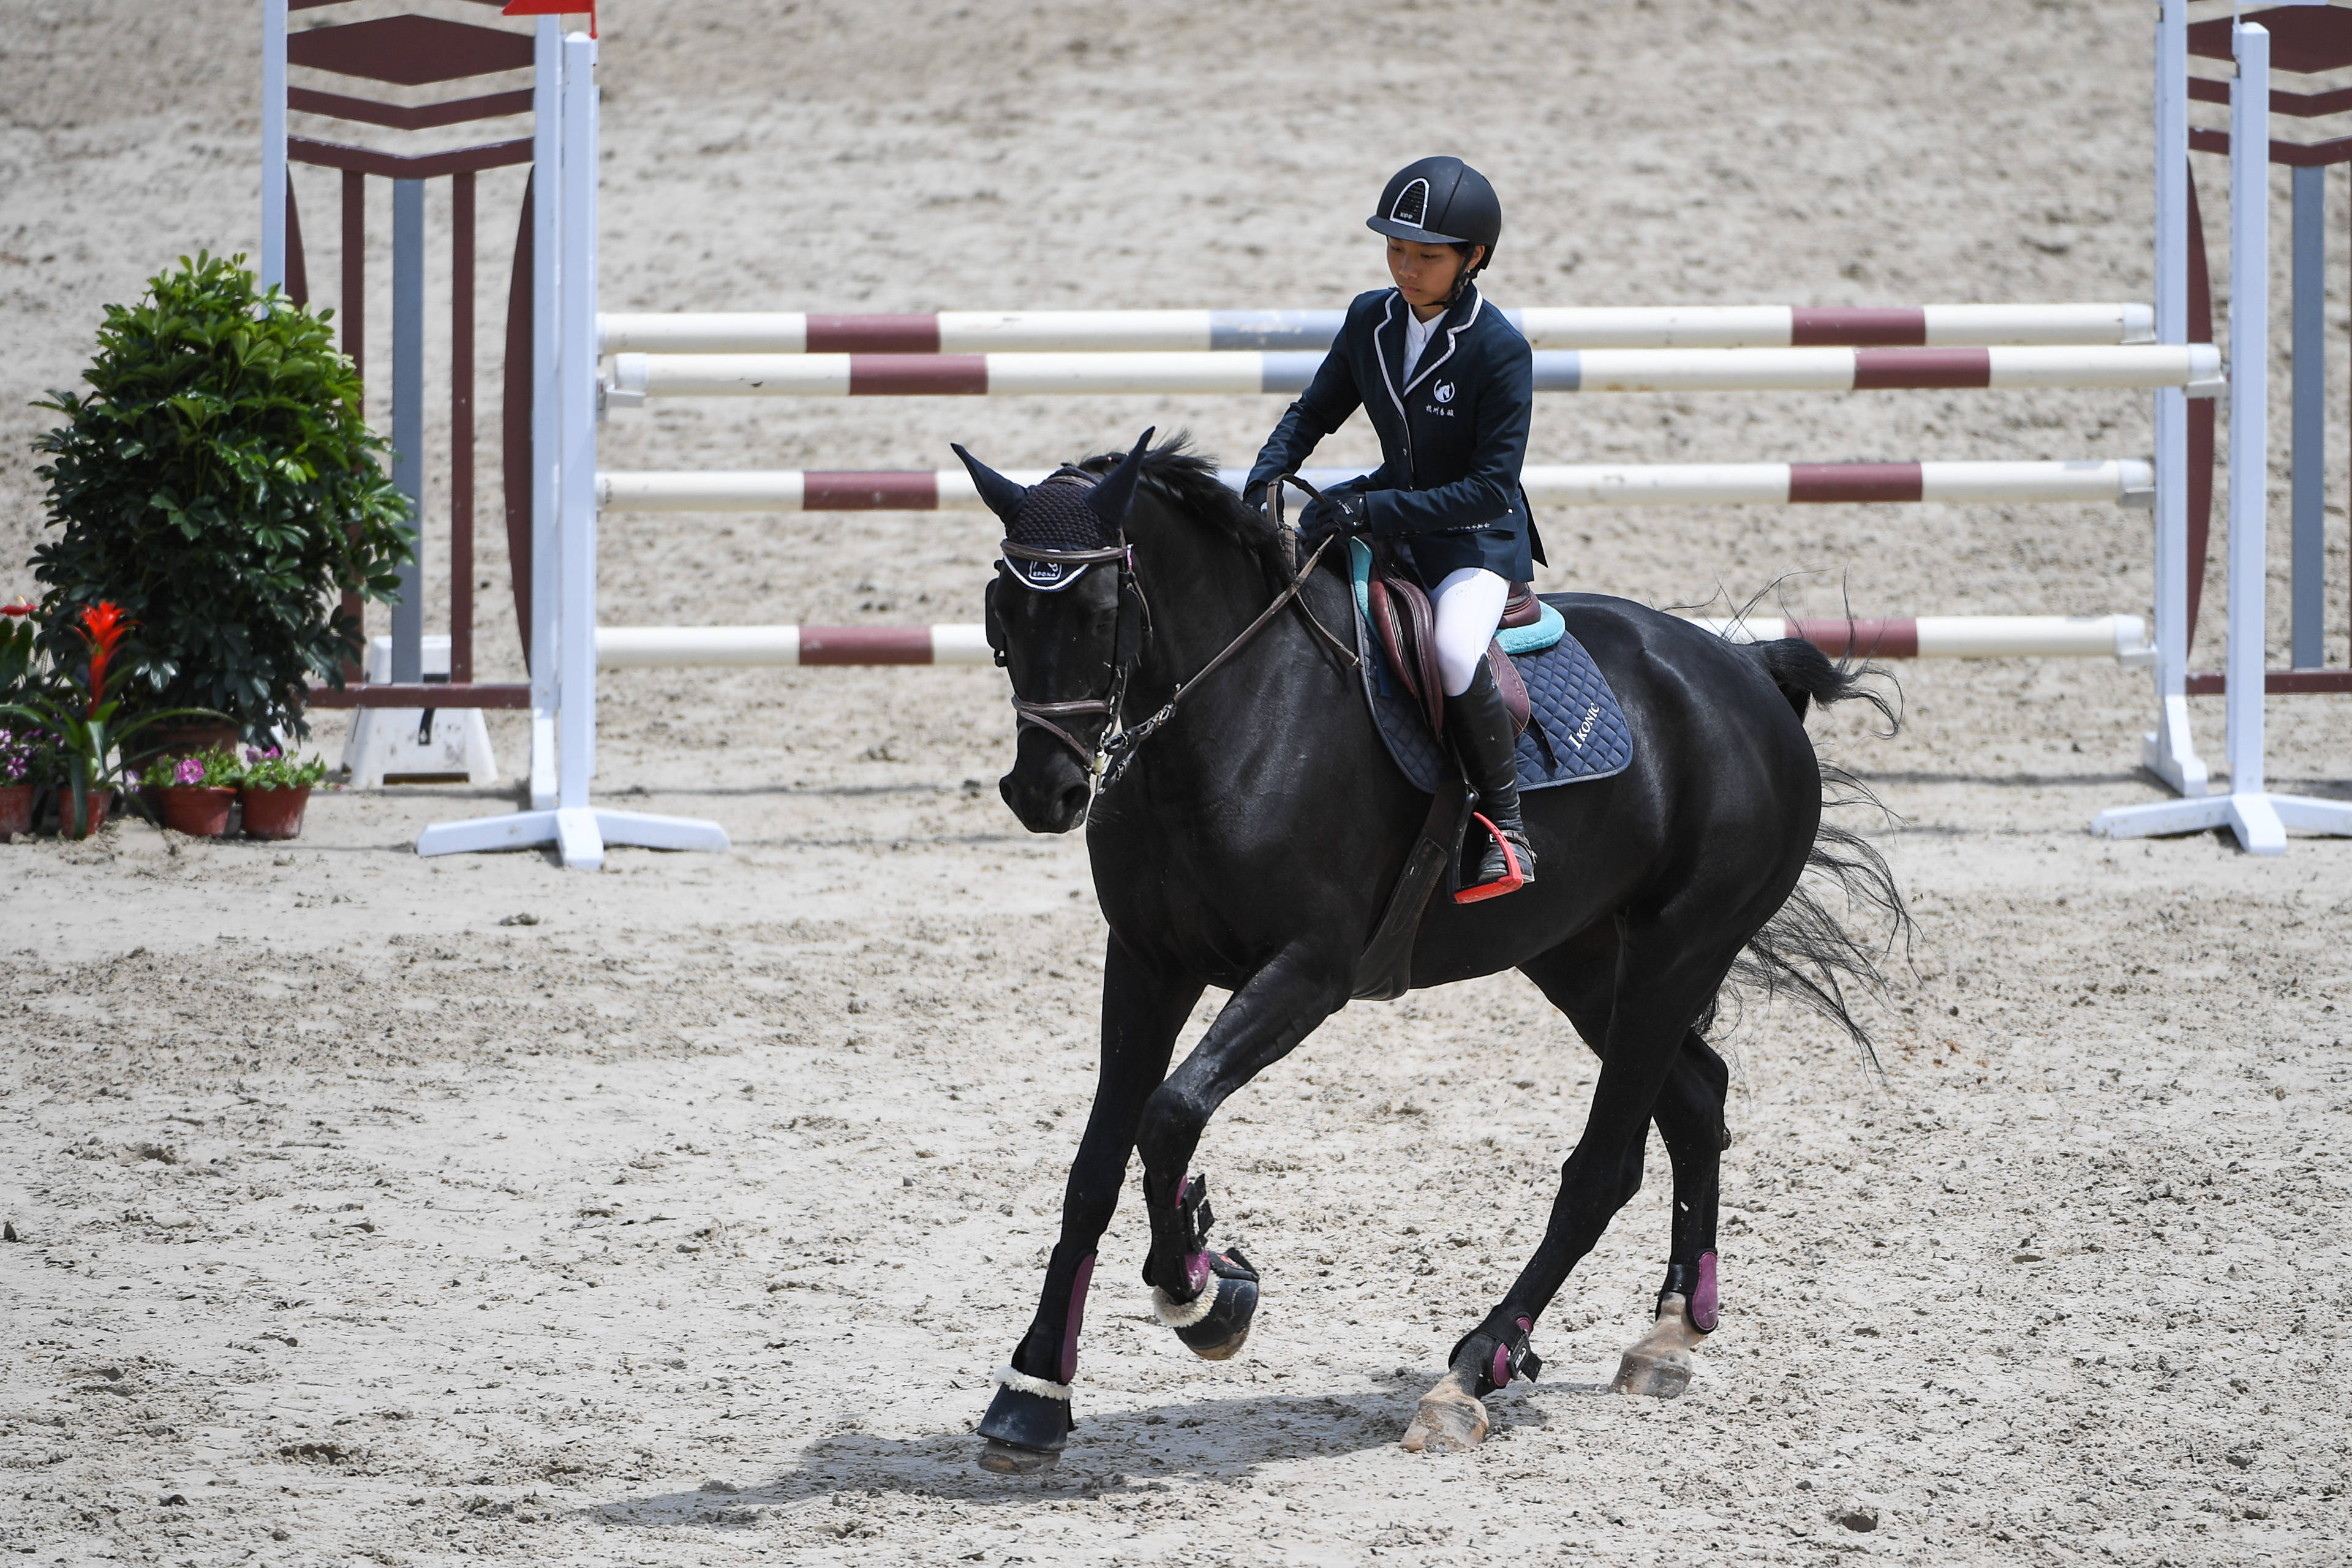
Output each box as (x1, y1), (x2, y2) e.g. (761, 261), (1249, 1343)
(1298, 491), (1369, 547)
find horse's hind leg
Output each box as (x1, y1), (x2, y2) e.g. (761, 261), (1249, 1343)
(976, 936), (1202, 1474)
(1610, 1029), (1728, 1398)
(1405, 930), (1737, 1452)
(1509, 951), (1730, 1398)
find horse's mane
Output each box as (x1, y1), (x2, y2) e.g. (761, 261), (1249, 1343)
(1077, 432), (1294, 592)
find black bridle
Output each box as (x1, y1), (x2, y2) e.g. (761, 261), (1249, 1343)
(994, 534), (1147, 770)
(989, 471), (1355, 792)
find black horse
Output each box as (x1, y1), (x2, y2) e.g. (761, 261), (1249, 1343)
(960, 432), (1902, 1469)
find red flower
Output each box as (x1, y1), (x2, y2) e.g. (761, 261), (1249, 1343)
(0, 598), (32, 617)
(74, 601), (132, 715)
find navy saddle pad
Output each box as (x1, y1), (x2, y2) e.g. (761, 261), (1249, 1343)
(1346, 548), (1634, 794)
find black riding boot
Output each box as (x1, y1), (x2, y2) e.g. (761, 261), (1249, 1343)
(1446, 662), (1535, 899)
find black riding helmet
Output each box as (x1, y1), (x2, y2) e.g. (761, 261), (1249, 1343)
(1366, 156), (1502, 288)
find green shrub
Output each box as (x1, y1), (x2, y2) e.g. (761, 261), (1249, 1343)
(29, 252), (413, 741)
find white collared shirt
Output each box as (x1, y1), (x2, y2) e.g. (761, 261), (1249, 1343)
(1401, 305), (1446, 383)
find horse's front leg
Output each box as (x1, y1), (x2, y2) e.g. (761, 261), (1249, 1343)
(976, 935), (1202, 1474)
(1133, 944), (1354, 1360)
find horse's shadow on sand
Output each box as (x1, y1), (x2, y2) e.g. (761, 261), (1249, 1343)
(589, 1375), (1614, 1524)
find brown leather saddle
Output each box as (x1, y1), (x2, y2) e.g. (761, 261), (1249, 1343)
(1363, 546), (1537, 742)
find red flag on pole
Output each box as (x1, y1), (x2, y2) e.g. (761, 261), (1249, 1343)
(502, 1), (596, 38)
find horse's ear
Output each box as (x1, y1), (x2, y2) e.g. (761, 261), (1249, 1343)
(1084, 426), (1156, 532)
(952, 443), (1028, 529)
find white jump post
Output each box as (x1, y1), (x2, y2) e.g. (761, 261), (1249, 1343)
(529, 14), (563, 810)
(2095, 15), (2352, 853)
(415, 29), (728, 871)
(260, 0), (287, 292)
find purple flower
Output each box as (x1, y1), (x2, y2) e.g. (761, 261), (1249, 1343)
(175, 756), (205, 785)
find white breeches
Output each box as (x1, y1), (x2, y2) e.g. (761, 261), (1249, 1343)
(1431, 567), (1510, 696)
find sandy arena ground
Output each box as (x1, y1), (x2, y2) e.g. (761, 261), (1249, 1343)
(6, 1), (2352, 1562)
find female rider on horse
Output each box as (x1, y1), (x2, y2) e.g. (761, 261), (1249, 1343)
(1245, 155), (1540, 896)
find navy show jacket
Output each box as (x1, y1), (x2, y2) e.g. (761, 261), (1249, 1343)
(1245, 281), (1541, 585)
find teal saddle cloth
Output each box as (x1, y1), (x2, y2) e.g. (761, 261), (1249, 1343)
(1346, 538), (1634, 794)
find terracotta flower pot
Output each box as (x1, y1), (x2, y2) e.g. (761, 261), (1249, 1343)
(55, 786), (115, 839)
(156, 784), (236, 838)
(0, 783), (33, 838)
(240, 785), (311, 840)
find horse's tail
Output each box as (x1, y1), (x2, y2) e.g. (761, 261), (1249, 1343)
(1748, 635), (1900, 729)
(1716, 638), (1912, 1073)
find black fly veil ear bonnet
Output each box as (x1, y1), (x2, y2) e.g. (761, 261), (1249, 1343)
(957, 429), (1157, 773)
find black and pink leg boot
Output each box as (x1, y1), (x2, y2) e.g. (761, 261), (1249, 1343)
(1611, 1251), (1718, 1398)
(1148, 1175), (1260, 1360)
(976, 1254), (1094, 1473)
(1451, 1311), (1545, 1400)
(1401, 1310), (1542, 1453)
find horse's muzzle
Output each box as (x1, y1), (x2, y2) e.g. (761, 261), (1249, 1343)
(1001, 739), (1092, 834)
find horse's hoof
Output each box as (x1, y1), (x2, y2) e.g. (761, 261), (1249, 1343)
(976, 1438), (1059, 1474)
(1610, 1347), (1694, 1399)
(1400, 1370), (1489, 1453)
(1154, 1246), (1259, 1362)
(1185, 1319), (1252, 1360)
(1611, 1291), (1707, 1400)
(976, 1371), (1071, 1473)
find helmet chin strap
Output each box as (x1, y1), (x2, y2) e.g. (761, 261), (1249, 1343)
(1440, 246), (1487, 309)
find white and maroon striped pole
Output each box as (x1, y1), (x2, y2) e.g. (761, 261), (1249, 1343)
(606, 344), (2221, 400)
(592, 617), (2148, 669)
(596, 459), (2154, 514)
(597, 624), (993, 667)
(598, 302), (2157, 355)
(1695, 614), (2149, 661)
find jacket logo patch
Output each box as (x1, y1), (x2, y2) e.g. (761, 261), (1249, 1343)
(1433, 381), (1456, 404)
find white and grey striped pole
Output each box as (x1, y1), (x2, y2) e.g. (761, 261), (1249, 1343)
(606, 345), (2219, 400)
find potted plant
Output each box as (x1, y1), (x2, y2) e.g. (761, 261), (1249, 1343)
(0, 600), (220, 839)
(140, 744), (241, 838)
(28, 252), (413, 748)
(0, 599), (36, 837)
(238, 747), (329, 840)
(0, 727), (36, 839)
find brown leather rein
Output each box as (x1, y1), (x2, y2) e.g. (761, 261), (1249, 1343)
(995, 471), (1356, 790)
